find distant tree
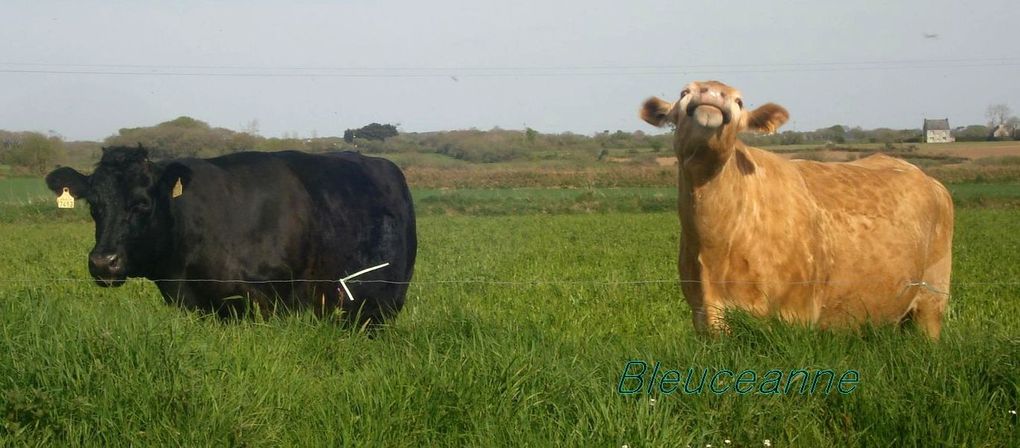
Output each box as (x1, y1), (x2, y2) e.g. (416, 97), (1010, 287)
(986, 104), (1013, 127)
(105, 116), (247, 158)
(0, 132), (65, 175)
(242, 119), (260, 136)
(779, 130), (804, 145)
(227, 132), (258, 152)
(846, 126), (867, 143)
(953, 125), (991, 142)
(162, 116), (209, 129)
(821, 125), (847, 144)
(0, 131), (17, 153)
(359, 123), (398, 141)
(525, 127), (538, 143)
(648, 138), (663, 152)
(343, 123), (398, 142)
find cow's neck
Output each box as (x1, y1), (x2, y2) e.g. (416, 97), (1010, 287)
(676, 136), (749, 251)
(137, 202), (182, 280)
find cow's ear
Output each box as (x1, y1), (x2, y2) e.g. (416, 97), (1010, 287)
(157, 162), (193, 199)
(641, 97), (676, 127)
(744, 103), (789, 135)
(45, 167), (90, 198)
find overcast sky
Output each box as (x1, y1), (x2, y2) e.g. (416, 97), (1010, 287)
(2, 0), (1018, 141)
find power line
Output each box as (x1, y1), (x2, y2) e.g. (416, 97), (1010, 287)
(2, 56), (1019, 71)
(1, 58), (1019, 78)
(0, 278), (1016, 287)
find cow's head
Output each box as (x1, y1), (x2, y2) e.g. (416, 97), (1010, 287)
(640, 80), (789, 155)
(45, 146), (191, 286)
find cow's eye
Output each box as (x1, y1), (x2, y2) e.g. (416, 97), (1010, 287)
(735, 98), (744, 109)
(680, 89), (691, 99)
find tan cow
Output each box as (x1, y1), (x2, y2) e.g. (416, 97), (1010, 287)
(640, 80), (954, 339)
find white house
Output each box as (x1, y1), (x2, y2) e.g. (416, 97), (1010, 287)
(923, 118), (954, 143)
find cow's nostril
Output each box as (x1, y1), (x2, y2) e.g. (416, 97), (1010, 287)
(90, 253), (122, 272)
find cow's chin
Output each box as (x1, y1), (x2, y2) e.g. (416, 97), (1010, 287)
(93, 276), (127, 287)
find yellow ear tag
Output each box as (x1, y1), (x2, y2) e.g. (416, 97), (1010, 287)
(57, 188), (75, 209)
(172, 178), (183, 198)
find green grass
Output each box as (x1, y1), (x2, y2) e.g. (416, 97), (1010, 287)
(1, 203), (1018, 445)
(413, 187), (677, 215)
(414, 182), (1020, 214)
(377, 151), (471, 169)
(951, 182), (1020, 206)
(8, 176), (1020, 213)
(974, 156), (1020, 166)
(0, 178), (49, 205)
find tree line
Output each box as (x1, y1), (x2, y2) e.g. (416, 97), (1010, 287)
(1, 114), (1017, 176)
(0, 131), (67, 176)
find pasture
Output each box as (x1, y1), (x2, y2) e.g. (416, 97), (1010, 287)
(0, 178), (1018, 446)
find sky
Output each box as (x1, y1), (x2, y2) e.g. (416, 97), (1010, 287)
(1, 0), (1018, 141)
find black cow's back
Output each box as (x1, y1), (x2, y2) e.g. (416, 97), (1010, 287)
(154, 150), (416, 324)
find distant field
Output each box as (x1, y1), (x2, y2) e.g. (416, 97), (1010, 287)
(761, 140), (1020, 156)
(919, 140), (1020, 158)
(15, 140), (1020, 190)
(414, 183), (1020, 214)
(950, 182), (1020, 205)
(6, 177), (1020, 212)
(414, 187), (677, 215)
(0, 178), (51, 204)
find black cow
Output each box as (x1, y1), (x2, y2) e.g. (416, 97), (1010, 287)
(46, 146), (416, 325)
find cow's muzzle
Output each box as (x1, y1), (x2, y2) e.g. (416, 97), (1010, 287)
(685, 91), (733, 127)
(89, 252), (127, 287)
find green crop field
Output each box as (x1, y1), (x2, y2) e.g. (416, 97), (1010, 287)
(7, 176), (1020, 211)
(0, 179), (1018, 446)
(0, 178), (51, 205)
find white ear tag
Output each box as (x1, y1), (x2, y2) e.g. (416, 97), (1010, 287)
(57, 188), (75, 209)
(172, 178), (183, 198)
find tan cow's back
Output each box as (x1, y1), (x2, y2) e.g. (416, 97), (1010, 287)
(792, 152), (953, 329)
(721, 148), (954, 332)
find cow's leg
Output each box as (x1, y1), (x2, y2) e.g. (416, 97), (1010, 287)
(689, 306), (709, 333)
(682, 278), (710, 334)
(341, 285), (404, 329)
(705, 304), (730, 334)
(913, 289), (947, 340)
(155, 280), (205, 311)
(681, 271), (730, 335)
(915, 253), (952, 340)
(687, 294), (729, 335)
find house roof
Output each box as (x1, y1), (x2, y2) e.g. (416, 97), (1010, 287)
(923, 118), (950, 131)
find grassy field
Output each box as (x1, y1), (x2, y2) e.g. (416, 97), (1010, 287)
(8, 176), (1020, 213)
(0, 179), (1018, 446)
(0, 178), (52, 205)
